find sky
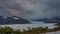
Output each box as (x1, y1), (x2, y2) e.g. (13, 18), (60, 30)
(0, 0), (60, 20)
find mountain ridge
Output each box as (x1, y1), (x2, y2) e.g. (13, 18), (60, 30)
(31, 17), (60, 23)
(0, 16), (30, 24)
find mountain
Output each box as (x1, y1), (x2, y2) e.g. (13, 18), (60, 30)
(31, 17), (60, 23)
(45, 17), (60, 23)
(0, 16), (30, 24)
(31, 18), (48, 22)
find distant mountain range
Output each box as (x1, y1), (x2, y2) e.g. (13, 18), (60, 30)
(45, 17), (60, 23)
(32, 17), (60, 23)
(0, 16), (30, 24)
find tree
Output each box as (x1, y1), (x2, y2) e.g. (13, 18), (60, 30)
(0, 26), (13, 34)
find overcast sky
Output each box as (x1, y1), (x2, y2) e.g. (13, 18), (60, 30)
(0, 0), (60, 20)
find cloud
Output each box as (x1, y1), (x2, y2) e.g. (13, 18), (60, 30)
(0, 0), (60, 20)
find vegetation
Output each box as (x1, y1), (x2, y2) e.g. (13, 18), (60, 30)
(0, 25), (60, 34)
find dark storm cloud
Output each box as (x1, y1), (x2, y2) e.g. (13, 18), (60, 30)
(0, 0), (60, 20)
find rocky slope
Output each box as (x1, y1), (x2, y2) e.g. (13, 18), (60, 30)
(0, 16), (30, 24)
(31, 17), (60, 23)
